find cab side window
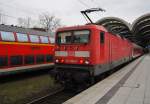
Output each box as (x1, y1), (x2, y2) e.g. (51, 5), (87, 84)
(100, 31), (105, 44)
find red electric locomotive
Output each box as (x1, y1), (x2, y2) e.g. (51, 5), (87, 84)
(0, 25), (54, 75)
(50, 8), (143, 87)
(51, 25), (140, 85)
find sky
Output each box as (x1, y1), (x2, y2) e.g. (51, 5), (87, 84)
(0, 0), (150, 27)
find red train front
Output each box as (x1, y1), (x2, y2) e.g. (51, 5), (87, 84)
(51, 24), (143, 87)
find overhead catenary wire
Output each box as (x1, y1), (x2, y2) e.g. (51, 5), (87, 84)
(77, 0), (91, 8)
(90, 0), (101, 8)
(0, 1), (40, 17)
(0, 12), (18, 24)
(0, 1), (41, 26)
(0, 13), (18, 19)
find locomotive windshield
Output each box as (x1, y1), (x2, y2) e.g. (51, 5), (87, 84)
(57, 32), (72, 44)
(57, 30), (90, 44)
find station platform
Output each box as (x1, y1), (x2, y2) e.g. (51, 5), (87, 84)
(0, 63), (54, 75)
(63, 55), (150, 104)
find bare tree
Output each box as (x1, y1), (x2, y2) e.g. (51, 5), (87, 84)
(17, 17), (31, 28)
(39, 12), (61, 34)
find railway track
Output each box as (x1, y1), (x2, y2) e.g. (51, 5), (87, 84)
(26, 87), (77, 104)
(25, 59), (138, 104)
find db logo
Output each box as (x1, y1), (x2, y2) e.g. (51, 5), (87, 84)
(68, 51), (75, 56)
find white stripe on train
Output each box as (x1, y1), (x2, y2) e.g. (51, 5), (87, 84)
(55, 51), (90, 57)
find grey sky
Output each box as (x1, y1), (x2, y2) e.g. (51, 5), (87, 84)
(0, 0), (150, 26)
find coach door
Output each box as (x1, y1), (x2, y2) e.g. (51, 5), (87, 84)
(108, 33), (112, 68)
(100, 31), (105, 61)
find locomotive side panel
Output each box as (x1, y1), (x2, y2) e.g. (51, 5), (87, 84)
(93, 31), (111, 76)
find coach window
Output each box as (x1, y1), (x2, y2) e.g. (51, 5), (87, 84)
(24, 55), (34, 64)
(29, 35), (39, 43)
(100, 31), (105, 44)
(46, 55), (53, 62)
(36, 55), (45, 63)
(1, 31), (15, 41)
(16, 33), (28, 42)
(0, 56), (8, 67)
(10, 56), (23, 65)
(40, 36), (49, 43)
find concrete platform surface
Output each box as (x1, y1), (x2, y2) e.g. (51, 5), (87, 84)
(63, 55), (149, 104)
(0, 63), (54, 75)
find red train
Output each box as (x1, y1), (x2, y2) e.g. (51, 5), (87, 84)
(0, 29), (54, 75)
(50, 24), (143, 87)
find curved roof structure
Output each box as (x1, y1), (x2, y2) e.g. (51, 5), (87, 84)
(96, 17), (133, 40)
(95, 14), (150, 47)
(132, 13), (150, 47)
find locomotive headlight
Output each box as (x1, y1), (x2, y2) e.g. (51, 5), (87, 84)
(60, 59), (65, 63)
(79, 59), (84, 64)
(85, 60), (90, 64)
(55, 59), (59, 63)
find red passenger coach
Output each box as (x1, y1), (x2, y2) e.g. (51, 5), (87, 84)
(50, 24), (143, 87)
(0, 25), (54, 75)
